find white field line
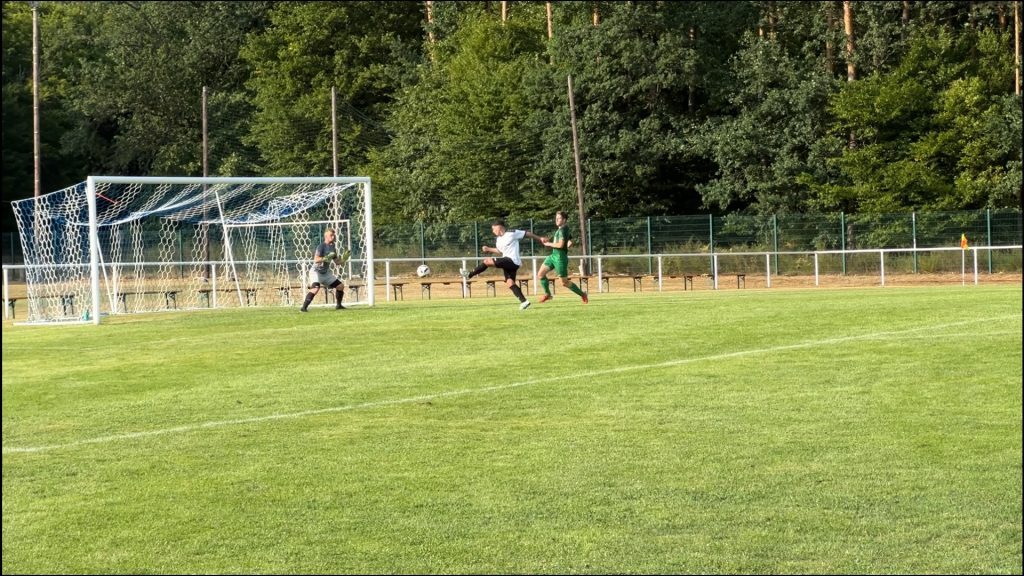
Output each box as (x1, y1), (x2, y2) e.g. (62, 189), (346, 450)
(3, 315), (1019, 455)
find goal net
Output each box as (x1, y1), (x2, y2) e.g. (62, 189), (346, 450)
(10, 176), (373, 324)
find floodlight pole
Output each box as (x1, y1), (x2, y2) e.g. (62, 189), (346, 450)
(31, 1), (41, 199)
(567, 74), (589, 275)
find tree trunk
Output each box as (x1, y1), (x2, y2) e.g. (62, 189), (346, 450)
(501, 1), (507, 23)
(825, 1), (835, 75)
(425, 1), (434, 45)
(902, 0), (910, 27)
(768, 1), (777, 40)
(1016, 0), (1021, 96)
(844, 0), (856, 149)
(592, 1), (600, 27)
(844, 0), (856, 82)
(546, 2), (553, 39)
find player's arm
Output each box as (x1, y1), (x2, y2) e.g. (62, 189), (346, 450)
(481, 245), (498, 255)
(522, 230), (545, 242)
(544, 236), (567, 249)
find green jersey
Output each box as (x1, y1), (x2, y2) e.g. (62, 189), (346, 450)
(551, 225), (570, 258)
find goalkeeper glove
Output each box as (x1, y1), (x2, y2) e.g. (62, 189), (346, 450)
(322, 252), (337, 262)
(338, 249), (351, 264)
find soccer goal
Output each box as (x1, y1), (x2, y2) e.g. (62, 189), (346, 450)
(10, 176), (374, 324)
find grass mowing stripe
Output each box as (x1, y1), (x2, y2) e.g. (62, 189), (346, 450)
(4, 314), (1015, 455)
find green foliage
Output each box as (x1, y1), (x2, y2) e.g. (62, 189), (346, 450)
(1, 1), (1021, 226)
(822, 25), (1020, 212)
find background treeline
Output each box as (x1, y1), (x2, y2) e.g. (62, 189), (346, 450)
(2, 1), (1021, 229)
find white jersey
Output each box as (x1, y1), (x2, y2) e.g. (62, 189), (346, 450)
(495, 229), (527, 265)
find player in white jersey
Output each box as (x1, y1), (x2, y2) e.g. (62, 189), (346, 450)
(461, 219), (544, 310)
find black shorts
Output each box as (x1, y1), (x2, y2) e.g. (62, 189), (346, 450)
(494, 257), (520, 281)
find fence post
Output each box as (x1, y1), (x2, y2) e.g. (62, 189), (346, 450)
(813, 252), (819, 287)
(766, 253), (771, 288)
(419, 221), (426, 263)
(385, 259), (391, 302)
(178, 226), (185, 279)
(973, 248), (978, 285)
(772, 214), (778, 274)
(474, 221), (480, 259)
(880, 250), (885, 287)
(3, 266), (9, 320)
(597, 256), (603, 293)
(911, 211), (918, 274)
(530, 218), (535, 256)
(647, 216), (653, 274)
(657, 255), (663, 291)
(587, 218), (593, 274)
(712, 253), (719, 290)
(986, 208), (992, 274)
(840, 211), (847, 275)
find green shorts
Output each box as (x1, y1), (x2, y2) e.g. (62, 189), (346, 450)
(543, 254), (569, 277)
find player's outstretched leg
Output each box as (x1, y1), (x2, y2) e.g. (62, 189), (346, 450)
(465, 260), (491, 279)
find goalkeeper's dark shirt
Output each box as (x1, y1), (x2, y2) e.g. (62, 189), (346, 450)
(314, 241), (337, 273)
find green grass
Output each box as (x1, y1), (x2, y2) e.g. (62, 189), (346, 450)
(3, 286), (1022, 574)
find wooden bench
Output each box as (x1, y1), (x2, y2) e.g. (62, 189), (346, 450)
(420, 279), (473, 300)
(390, 282), (406, 301)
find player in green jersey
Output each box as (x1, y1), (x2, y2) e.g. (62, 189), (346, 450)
(537, 211), (588, 304)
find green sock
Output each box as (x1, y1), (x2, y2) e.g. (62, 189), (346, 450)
(541, 276), (551, 296)
(568, 282), (585, 297)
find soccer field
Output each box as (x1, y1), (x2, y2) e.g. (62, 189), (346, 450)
(2, 286), (1021, 574)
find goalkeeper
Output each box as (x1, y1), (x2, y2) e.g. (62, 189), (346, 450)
(537, 211), (588, 304)
(301, 228), (349, 312)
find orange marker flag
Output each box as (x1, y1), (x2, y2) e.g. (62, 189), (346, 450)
(960, 233), (968, 250)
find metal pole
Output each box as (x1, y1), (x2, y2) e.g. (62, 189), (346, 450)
(202, 86), (210, 279)
(31, 2), (41, 199)
(712, 254), (719, 290)
(3, 266), (10, 320)
(647, 216), (653, 274)
(86, 177), (101, 324)
(973, 248), (978, 285)
(814, 252), (819, 286)
(331, 86), (339, 177)
(474, 221), (480, 259)
(420, 221), (426, 263)
(911, 211), (918, 273)
(657, 255), (663, 292)
(597, 257), (603, 293)
(986, 208), (993, 274)
(880, 250), (886, 287)
(567, 74), (589, 274)
(766, 253), (771, 288)
(840, 211), (847, 275)
(385, 259), (391, 302)
(772, 214), (778, 274)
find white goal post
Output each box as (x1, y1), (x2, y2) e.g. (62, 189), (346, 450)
(12, 176), (373, 325)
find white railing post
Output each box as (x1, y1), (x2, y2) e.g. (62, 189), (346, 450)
(880, 250), (886, 287)
(657, 255), (663, 292)
(385, 259), (391, 302)
(713, 254), (719, 290)
(972, 248), (978, 285)
(597, 257), (603, 293)
(531, 257), (537, 295)
(961, 249), (966, 286)
(462, 258), (469, 297)
(211, 262), (218, 309)
(363, 179), (375, 306)
(814, 252), (819, 287)
(3, 266), (9, 320)
(765, 253), (771, 288)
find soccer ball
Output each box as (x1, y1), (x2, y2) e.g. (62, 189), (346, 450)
(416, 264), (432, 277)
